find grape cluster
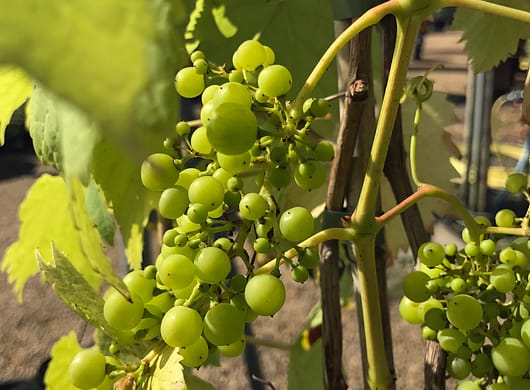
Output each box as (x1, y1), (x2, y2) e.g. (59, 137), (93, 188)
(400, 173), (530, 388)
(68, 40), (333, 389)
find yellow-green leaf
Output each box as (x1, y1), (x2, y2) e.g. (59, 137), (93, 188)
(44, 332), (82, 390)
(149, 346), (187, 390)
(0, 66), (31, 145)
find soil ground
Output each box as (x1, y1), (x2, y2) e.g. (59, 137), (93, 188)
(0, 30), (517, 389)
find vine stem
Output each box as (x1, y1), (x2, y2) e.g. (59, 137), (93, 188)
(288, 1), (400, 119)
(442, 0), (530, 23)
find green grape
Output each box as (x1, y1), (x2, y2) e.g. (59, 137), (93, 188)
(244, 274), (286, 316)
(480, 238), (496, 255)
(291, 266), (309, 283)
(263, 45), (275, 66)
(279, 206), (314, 242)
(269, 165), (291, 188)
(417, 297), (443, 321)
(224, 190), (242, 207)
(313, 141), (335, 161)
(269, 146), (288, 164)
(447, 356), (471, 380)
(398, 296), (422, 324)
(255, 217), (274, 238)
(520, 318), (530, 348)
(254, 88), (269, 103)
(203, 303), (245, 346)
(68, 348), (107, 389)
(447, 294), (483, 330)
(193, 58), (208, 74)
(141, 153), (179, 191)
(490, 266), (516, 293)
(471, 352), (493, 378)
(418, 241), (445, 267)
(212, 168), (232, 188)
(456, 345), (472, 360)
(402, 271), (431, 302)
(188, 175), (224, 211)
(232, 40), (266, 71)
(449, 277), (466, 293)
(253, 237), (271, 253)
(176, 167), (200, 189)
(422, 326), (437, 340)
(513, 249), (529, 267)
(229, 69), (244, 83)
(487, 384), (511, 390)
(423, 308), (447, 331)
(200, 100), (216, 124)
(158, 186), (189, 219)
(161, 306), (203, 347)
(103, 289), (144, 330)
(455, 381), (481, 390)
(504, 376), (530, 388)
(187, 203), (210, 224)
(437, 328), (466, 353)
(145, 292), (175, 317)
(179, 336), (209, 367)
(213, 81), (253, 109)
(218, 337), (247, 357)
(294, 161), (327, 191)
(190, 50), (205, 62)
(464, 241), (480, 257)
(194, 246), (231, 284)
(239, 193), (268, 221)
(257, 64), (292, 97)
(299, 247), (320, 268)
(231, 294), (258, 322)
(505, 172), (528, 193)
(217, 152), (251, 174)
(491, 337), (530, 376)
(201, 84), (220, 104)
(190, 126), (212, 155)
(157, 254), (196, 290)
(176, 121), (191, 136)
(227, 176), (243, 192)
(175, 66), (205, 98)
(176, 214), (201, 233)
(123, 270), (156, 303)
(206, 103), (258, 155)
(445, 243), (458, 257)
(495, 208), (517, 227)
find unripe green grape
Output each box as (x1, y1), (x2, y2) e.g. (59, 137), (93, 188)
(449, 277), (466, 293)
(495, 208), (517, 227)
(218, 337), (247, 357)
(212, 168), (231, 189)
(513, 249), (529, 267)
(161, 306), (203, 347)
(253, 237), (271, 253)
(157, 254), (196, 291)
(176, 167), (200, 189)
(145, 291), (175, 317)
(279, 206), (314, 242)
(269, 165), (291, 188)
(418, 241), (445, 267)
(187, 203), (209, 224)
(141, 153), (179, 191)
(193, 58), (208, 74)
(176, 214), (201, 233)
(398, 296), (422, 324)
(505, 172), (528, 193)
(455, 380), (481, 390)
(486, 384), (511, 390)
(456, 345), (472, 360)
(402, 271), (431, 302)
(179, 336), (209, 367)
(176, 121), (191, 136)
(294, 161), (327, 191)
(188, 175), (224, 211)
(190, 126), (213, 155)
(490, 266), (516, 293)
(194, 246), (231, 284)
(203, 303), (245, 345)
(464, 242), (480, 257)
(313, 141), (335, 161)
(103, 289), (144, 330)
(303, 97), (330, 118)
(258, 64), (292, 97)
(232, 40), (266, 71)
(224, 190), (242, 207)
(520, 318), (530, 348)
(175, 66), (205, 98)
(299, 247), (320, 268)
(217, 152), (251, 174)
(68, 348), (107, 389)
(291, 266), (309, 283)
(423, 308), (447, 331)
(491, 337), (530, 376)
(158, 186), (189, 219)
(123, 270), (156, 303)
(229, 69), (244, 83)
(422, 326), (437, 340)
(200, 100), (215, 125)
(245, 274), (286, 316)
(263, 45), (275, 66)
(255, 217), (273, 238)
(160, 242), (197, 260)
(446, 294), (483, 330)
(254, 88), (269, 103)
(499, 247), (518, 266)
(190, 50), (205, 62)
(479, 238), (496, 255)
(471, 352), (493, 378)
(230, 294), (258, 322)
(444, 243), (458, 257)
(201, 84), (220, 104)
(437, 328), (466, 353)
(206, 103), (257, 155)
(227, 175), (243, 192)
(213, 81), (253, 109)
(239, 193), (268, 221)
(447, 356), (471, 380)
(269, 145), (288, 164)
(417, 297), (443, 321)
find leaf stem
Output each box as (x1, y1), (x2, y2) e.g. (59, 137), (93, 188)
(442, 0), (530, 23)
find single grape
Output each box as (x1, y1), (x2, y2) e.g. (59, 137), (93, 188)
(229, 69), (244, 83)
(418, 241), (445, 267)
(158, 186), (189, 219)
(499, 247), (517, 265)
(232, 40), (266, 71)
(145, 291), (175, 317)
(479, 238), (496, 255)
(245, 274), (286, 316)
(455, 381), (481, 390)
(402, 271), (431, 302)
(175, 66), (205, 98)
(190, 126), (213, 155)
(176, 167), (200, 189)
(217, 152), (251, 174)
(313, 141), (335, 161)
(193, 58), (208, 74)
(422, 326), (437, 340)
(505, 172), (528, 193)
(464, 241), (480, 257)
(123, 270), (156, 303)
(446, 294), (483, 330)
(294, 161), (327, 191)
(239, 193), (268, 221)
(179, 336), (209, 367)
(268, 165), (292, 188)
(291, 265), (309, 283)
(470, 352), (493, 378)
(201, 84), (220, 104)
(176, 214), (201, 233)
(68, 348), (107, 390)
(299, 247), (320, 268)
(423, 308), (447, 331)
(176, 121), (191, 136)
(231, 294), (258, 322)
(157, 254), (196, 291)
(213, 81), (253, 109)
(491, 337), (530, 376)
(398, 296), (422, 324)
(495, 208), (516, 227)
(449, 277), (466, 293)
(203, 303), (245, 346)
(417, 297), (443, 321)
(520, 318), (530, 348)
(257, 64), (293, 97)
(218, 337), (247, 357)
(160, 306), (203, 347)
(437, 328), (466, 353)
(187, 203), (210, 224)
(447, 356), (471, 380)
(206, 103), (258, 155)
(263, 45), (275, 66)
(103, 289), (144, 330)
(190, 50), (205, 62)
(141, 153), (179, 191)
(279, 206), (314, 242)
(188, 175), (224, 211)
(490, 266), (516, 293)
(194, 246), (231, 284)
(253, 237), (271, 253)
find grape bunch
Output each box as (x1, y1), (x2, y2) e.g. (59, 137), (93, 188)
(400, 173), (530, 388)
(67, 40), (333, 389)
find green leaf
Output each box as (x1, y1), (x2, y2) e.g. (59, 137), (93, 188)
(0, 0), (181, 143)
(452, 0), (530, 73)
(86, 179), (116, 246)
(44, 331), (82, 390)
(1, 174), (101, 300)
(184, 371), (217, 390)
(287, 339), (323, 390)
(149, 346), (187, 390)
(0, 65), (31, 145)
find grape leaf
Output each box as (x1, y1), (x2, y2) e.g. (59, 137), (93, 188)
(86, 179), (116, 246)
(452, 0), (530, 73)
(287, 339), (323, 390)
(0, 66), (31, 145)
(149, 346), (186, 390)
(44, 331), (82, 390)
(1, 174), (101, 300)
(184, 372), (217, 390)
